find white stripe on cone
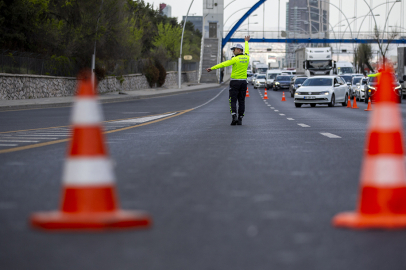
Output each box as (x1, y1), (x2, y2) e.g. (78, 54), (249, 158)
(62, 158), (115, 185)
(361, 155), (406, 187)
(71, 98), (103, 125)
(369, 103), (402, 131)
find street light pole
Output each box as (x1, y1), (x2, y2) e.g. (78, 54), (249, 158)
(92, 0), (104, 89)
(179, 0), (195, 89)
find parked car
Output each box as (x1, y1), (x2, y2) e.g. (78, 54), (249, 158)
(365, 75), (403, 103)
(251, 73), (258, 85)
(254, 74), (266, 89)
(289, 76), (308, 97)
(273, 75), (292, 91)
(294, 76), (349, 107)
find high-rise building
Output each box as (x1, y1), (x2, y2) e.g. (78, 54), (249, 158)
(285, 0), (329, 67)
(159, 3), (172, 17)
(182, 16), (203, 33)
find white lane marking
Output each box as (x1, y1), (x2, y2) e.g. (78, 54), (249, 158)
(287, 118), (295, 120)
(267, 105), (272, 106)
(114, 113), (176, 124)
(0, 140), (39, 143)
(279, 114), (285, 116)
(19, 134), (70, 137)
(320, 132), (341, 138)
(192, 87), (226, 110)
(0, 144), (18, 146)
(271, 107), (275, 109)
(298, 123), (310, 127)
(0, 137), (58, 140)
(274, 110), (279, 112)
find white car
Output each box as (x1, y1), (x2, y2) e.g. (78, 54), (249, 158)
(254, 74), (266, 89)
(251, 73), (258, 85)
(354, 77), (369, 101)
(294, 76), (349, 108)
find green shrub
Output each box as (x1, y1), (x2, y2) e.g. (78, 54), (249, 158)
(155, 60), (167, 87)
(143, 60), (159, 88)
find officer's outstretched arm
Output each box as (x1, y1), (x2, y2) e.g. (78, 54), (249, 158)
(210, 58), (237, 71)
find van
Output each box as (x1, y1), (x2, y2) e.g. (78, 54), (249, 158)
(266, 70), (282, 89)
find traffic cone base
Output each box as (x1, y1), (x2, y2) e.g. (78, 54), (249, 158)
(30, 210), (151, 230)
(333, 211), (406, 229)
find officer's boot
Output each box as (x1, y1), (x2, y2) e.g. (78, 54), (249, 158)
(230, 114), (238, 125)
(237, 115), (243, 125)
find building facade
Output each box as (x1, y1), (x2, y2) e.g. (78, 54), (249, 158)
(202, 0), (224, 39)
(182, 16), (203, 33)
(285, 0), (329, 68)
(159, 3), (172, 17)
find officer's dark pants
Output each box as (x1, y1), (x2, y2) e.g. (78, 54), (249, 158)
(229, 80), (247, 116)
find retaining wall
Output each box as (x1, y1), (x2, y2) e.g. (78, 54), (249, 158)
(0, 71), (197, 100)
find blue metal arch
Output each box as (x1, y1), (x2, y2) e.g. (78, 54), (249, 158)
(222, 0), (267, 48)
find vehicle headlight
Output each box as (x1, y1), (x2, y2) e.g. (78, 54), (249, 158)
(295, 92), (300, 95)
(275, 82), (280, 85)
(319, 91), (329, 95)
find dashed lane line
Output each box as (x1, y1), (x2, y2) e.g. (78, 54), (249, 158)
(298, 123), (311, 127)
(279, 114), (285, 116)
(287, 118), (295, 120)
(0, 140), (40, 143)
(320, 132), (341, 138)
(0, 144), (17, 147)
(274, 110), (279, 112)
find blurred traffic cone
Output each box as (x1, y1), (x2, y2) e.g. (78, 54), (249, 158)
(246, 87), (250, 97)
(347, 95), (352, 108)
(352, 97), (359, 109)
(281, 92), (286, 101)
(263, 88), (268, 100)
(333, 67), (406, 229)
(365, 97), (373, 111)
(30, 70), (151, 231)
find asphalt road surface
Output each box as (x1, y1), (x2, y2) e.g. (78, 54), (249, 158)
(1, 85), (406, 270)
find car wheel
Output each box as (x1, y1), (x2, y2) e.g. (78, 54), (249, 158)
(341, 93), (348, 106)
(310, 104), (316, 107)
(295, 103), (302, 108)
(254, 86), (257, 89)
(328, 94), (335, 107)
(403, 93), (406, 99)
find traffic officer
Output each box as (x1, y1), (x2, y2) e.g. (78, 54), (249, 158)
(206, 36), (250, 125)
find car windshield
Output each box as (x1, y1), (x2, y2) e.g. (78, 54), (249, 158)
(295, 78), (307, 84)
(257, 75), (266, 79)
(302, 78), (332, 86)
(276, 76), (291, 81)
(257, 68), (268, 73)
(340, 76), (352, 83)
(337, 67), (354, 74)
(352, 77), (362, 84)
(268, 74), (279, 79)
(247, 73), (253, 77)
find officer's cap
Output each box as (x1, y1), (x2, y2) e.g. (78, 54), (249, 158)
(231, 44), (244, 51)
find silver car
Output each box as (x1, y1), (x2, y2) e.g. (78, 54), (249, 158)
(294, 76), (349, 108)
(254, 74), (266, 89)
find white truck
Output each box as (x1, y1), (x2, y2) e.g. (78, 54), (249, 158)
(254, 63), (268, 74)
(295, 47), (334, 77)
(335, 61), (354, 75)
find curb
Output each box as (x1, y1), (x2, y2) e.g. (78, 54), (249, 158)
(0, 84), (222, 111)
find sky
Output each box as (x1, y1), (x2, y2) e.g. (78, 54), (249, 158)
(142, 0), (406, 61)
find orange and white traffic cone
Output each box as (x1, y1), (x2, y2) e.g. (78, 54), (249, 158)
(332, 66), (406, 229)
(281, 92), (286, 101)
(365, 97), (373, 111)
(352, 96), (359, 109)
(263, 88), (268, 100)
(30, 70), (151, 231)
(246, 87), (250, 97)
(346, 95), (352, 108)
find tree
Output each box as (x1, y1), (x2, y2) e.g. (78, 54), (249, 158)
(373, 25), (399, 65)
(355, 43), (374, 73)
(152, 22), (182, 60)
